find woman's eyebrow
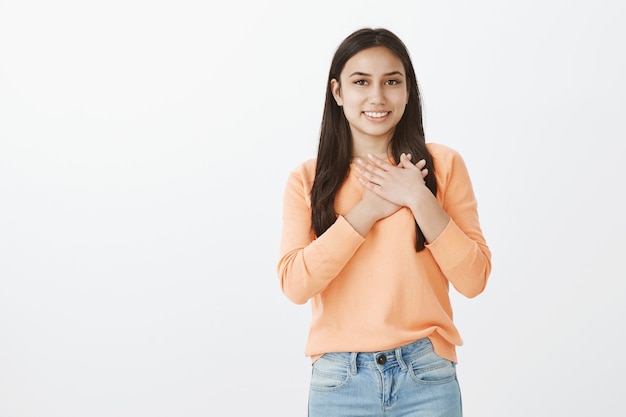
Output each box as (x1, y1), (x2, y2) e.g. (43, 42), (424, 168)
(348, 71), (404, 77)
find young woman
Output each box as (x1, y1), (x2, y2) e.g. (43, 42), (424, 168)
(277, 27), (491, 417)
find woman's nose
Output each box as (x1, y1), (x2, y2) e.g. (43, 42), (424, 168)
(368, 84), (385, 104)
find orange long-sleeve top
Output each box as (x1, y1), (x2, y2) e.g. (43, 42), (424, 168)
(277, 143), (492, 363)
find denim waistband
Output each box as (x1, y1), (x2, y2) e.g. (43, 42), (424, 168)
(320, 337), (435, 375)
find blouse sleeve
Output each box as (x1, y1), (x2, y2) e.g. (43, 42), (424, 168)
(276, 165), (365, 304)
(425, 148), (492, 298)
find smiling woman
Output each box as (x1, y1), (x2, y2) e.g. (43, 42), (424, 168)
(277, 27), (492, 417)
(330, 46), (409, 155)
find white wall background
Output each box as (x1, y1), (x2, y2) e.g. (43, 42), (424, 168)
(1, 1), (624, 416)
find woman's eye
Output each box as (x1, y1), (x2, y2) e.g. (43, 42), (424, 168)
(386, 79), (400, 85)
(355, 80), (368, 86)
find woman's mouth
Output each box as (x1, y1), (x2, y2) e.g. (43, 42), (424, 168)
(363, 111), (390, 118)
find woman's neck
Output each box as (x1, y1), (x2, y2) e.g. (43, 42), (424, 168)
(351, 139), (391, 162)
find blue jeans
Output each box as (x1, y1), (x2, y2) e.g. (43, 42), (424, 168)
(308, 338), (462, 417)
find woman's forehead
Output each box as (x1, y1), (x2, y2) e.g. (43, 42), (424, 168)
(342, 47), (404, 76)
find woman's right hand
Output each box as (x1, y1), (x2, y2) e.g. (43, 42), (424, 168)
(344, 155), (428, 237)
(356, 154), (428, 220)
(359, 186), (402, 221)
(343, 189), (399, 237)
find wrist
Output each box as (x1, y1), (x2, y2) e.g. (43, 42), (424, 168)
(344, 201), (378, 237)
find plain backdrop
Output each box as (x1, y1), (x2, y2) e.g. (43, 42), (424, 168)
(1, 1), (625, 416)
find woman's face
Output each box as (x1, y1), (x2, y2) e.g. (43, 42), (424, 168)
(331, 46), (409, 146)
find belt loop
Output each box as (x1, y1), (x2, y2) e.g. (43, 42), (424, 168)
(350, 352), (358, 375)
(396, 346), (408, 371)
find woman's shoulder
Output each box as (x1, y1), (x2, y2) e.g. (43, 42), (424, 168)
(287, 158), (317, 184)
(426, 142), (462, 160)
(426, 141), (468, 169)
(291, 158), (316, 174)
(426, 141), (474, 191)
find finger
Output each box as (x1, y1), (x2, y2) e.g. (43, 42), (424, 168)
(415, 159), (426, 170)
(355, 164), (383, 185)
(398, 153), (417, 169)
(397, 153), (409, 168)
(421, 168), (428, 179)
(357, 176), (383, 190)
(359, 158), (389, 180)
(367, 153), (392, 171)
(353, 157), (365, 166)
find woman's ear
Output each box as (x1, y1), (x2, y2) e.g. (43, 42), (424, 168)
(330, 78), (343, 106)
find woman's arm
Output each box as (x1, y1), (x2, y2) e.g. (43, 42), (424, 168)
(425, 148), (491, 298)
(277, 167), (365, 304)
(355, 150), (491, 298)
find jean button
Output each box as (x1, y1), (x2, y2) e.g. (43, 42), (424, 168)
(376, 355), (387, 365)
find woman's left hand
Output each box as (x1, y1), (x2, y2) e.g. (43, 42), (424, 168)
(355, 153), (428, 208)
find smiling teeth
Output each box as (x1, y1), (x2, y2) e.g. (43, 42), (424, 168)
(364, 111), (389, 118)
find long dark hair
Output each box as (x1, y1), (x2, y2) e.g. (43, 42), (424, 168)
(310, 28), (437, 251)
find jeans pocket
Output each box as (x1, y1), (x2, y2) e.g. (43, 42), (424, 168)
(309, 355), (350, 392)
(408, 349), (457, 385)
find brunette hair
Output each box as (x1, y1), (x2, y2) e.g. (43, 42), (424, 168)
(310, 27), (437, 251)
